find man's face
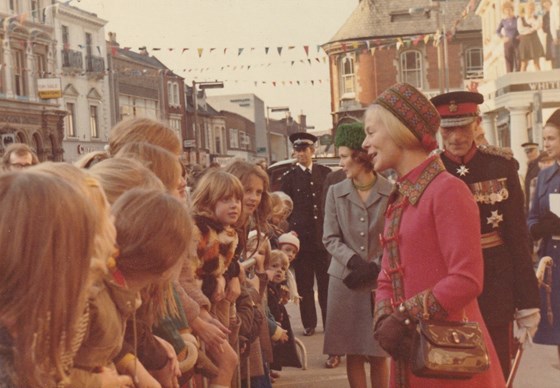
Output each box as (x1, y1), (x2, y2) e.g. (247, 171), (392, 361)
(8, 152), (33, 170)
(525, 147), (539, 162)
(441, 121), (476, 158)
(294, 146), (313, 167)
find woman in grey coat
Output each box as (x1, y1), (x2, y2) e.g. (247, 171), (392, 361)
(323, 123), (392, 388)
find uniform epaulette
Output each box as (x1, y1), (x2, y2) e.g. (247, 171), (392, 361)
(477, 144), (514, 160)
(281, 165), (297, 178)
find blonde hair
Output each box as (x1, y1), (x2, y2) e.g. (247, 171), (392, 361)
(108, 117), (181, 156)
(115, 142), (181, 192)
(0, 172), (96, 387)
(31, 162), (114, 277)
(247, 232), (271, 268)
(364, 104), (423, 150)
(112, 188), (192, 278)
(89, 157), (165, 205)
(73, 150), (109, 169)
(191, 169), (244, 221)
(269, 249), (289, 269)
(502, 1), (514, 12)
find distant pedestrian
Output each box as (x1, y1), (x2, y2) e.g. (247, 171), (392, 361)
(1, 143), (39, 171)
(496, 1), (520, 72)
(518, 0), (545, 71)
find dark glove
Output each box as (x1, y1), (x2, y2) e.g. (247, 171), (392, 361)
(343, 262), (380, 289)
(530, 212), (560, 240)
(347, 254), (367, 270)
(374, 310), (415, 360)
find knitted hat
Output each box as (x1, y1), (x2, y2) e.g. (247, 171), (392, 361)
(374, 83), (440, 151)
(334, 123), (365, 150)
(278, 232), (300, 250)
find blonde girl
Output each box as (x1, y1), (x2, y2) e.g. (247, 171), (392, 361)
(115, 142), (187, 201)
(108, 117), (182, 156)
(0, 171), (103, 387)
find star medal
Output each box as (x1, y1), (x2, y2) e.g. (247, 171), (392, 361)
(456, 165), (469, 176)
(486, 210), (503, 228)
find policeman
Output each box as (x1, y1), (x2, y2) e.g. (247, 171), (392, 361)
(522, 141), (541, 212)
(431, 91), (540, 378)
(280, 132), (331, 337)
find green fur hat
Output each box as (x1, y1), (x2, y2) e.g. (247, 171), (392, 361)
(334, 123), (365, 150)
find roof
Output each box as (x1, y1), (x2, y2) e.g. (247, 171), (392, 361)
(116, 47), (164, 69)
(326, 0), (481, 44)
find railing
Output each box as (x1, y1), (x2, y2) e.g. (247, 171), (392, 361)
(61, 49), (83, 70)
(86, 55), (105, 73)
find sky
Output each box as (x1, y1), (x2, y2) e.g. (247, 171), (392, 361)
(75, 0), (359, 132)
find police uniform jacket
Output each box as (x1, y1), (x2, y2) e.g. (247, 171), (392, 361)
(440, 144), (540, 326)
(280, 163), (331, 252)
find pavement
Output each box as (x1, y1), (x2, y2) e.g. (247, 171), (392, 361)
(268, 295), (560, 387)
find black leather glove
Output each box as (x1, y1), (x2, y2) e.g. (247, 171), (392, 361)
(343, 262), (380, 289)
(374, 310), (415, 360)
(347, 254), (367, 270)
(530, 212), (560, 240)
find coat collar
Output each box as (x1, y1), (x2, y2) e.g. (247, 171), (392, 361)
(398, 155), (446, 206)
(542, 162), (560, 184)
(335, 174), (393, 208)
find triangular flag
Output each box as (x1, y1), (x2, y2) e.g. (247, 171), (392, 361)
(224, 48), (228, 55)
(396, 38), (403, 50)
(303, 45), (309, 56)
(251, 47), (255, 51)
(365, 40), (371, 49)
(322, 57), (327, 63)
(307, 59), (311, 65)
(277, 47), (283, 56)
(182, 48), (188, 54)
(238, 48), (244, 56)
(210, 48), (216, 53)
(288, 46), (295, 50)
(296, 81), (300, 85)
(197, 48), (203, 57)
(311, 80), (314, 85)
(273, 81), (276, 87)
(247, 65), (251, 70)
(315, 57), (320, 63)
(424, 34), (431, 44)
(254, 81), (258, 87)
(291, 61), (295, 66)
(352, 42), (359, 50)
(265, 47), (269, 54)
(153, 48), (161, 51)
(370, 47), (376, 55)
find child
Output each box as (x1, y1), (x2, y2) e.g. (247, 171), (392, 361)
(0, 171), (112, 387)
(268, 191), (293, 243)
(187, 169), (243, 387)
(266, 250), (301, 372)
(68, 188), (191, 387)
(278, 232), (302, 304)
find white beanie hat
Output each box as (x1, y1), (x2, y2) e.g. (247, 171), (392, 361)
(278, 232), (300, 250)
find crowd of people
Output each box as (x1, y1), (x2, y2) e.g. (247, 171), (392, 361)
(497, 0), (560, 72)
(1, 79), (560, 388)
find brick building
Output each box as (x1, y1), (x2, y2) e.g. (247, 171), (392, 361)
(322, 0), (482, 130)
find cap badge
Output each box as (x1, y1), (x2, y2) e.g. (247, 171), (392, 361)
(448, 101), (458, 113)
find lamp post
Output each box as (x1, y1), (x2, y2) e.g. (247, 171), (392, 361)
(409, 0), (449, 93)
(192, 80), (223, 164)
(266, 105), (290, 163)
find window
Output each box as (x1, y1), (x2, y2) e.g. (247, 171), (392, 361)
(229, 128), (239, 148)
(9, 0), (18, 13)
(204, 123), (211, 149)
(400, 50), (423, 89)
(66, 102), (76, 138)
(89, 105), (99, 138)
(30, 0), (39, 21)
(34, 52), (47, 78)
(465, 47), (483, 79)
(13, 50), (27, 97)
(168, 82), (180, 106)
(340, 56), (355, 95)
(61, 25), (70, 48)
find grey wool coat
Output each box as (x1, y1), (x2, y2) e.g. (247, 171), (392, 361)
(322, 175), (393, 356)
(322, 176), (394, 280)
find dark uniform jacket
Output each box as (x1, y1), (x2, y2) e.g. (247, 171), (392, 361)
(280, 163), (331, 252)
(440, 144), (540, 326)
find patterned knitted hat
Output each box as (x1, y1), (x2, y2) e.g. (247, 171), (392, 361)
(374, 83), (440, 151)
(334, 122), (365, 150)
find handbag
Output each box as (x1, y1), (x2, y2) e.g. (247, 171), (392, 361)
(411, 293), (490, 379)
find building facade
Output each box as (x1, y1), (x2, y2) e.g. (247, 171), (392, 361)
(54, 2), (110, 162)
(206, 93), (267, 161)
(476, 0), (560, 174)
(0, 0), (66, 160)
(322, 0), (483, 132)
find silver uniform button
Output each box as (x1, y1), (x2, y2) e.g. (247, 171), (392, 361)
(360, 217), (365, 222)
(360, 232), (365, 236)
(360, 246), (365, 251)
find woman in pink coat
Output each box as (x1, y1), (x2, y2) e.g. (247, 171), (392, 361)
(361, 82), (505, 388)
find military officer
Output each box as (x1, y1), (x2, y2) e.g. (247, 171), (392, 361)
(280, 132), (331, 337)
(430, 91), (540, 378)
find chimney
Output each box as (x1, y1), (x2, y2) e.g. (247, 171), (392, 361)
(299, 114), (307, 131)
(138, 46), (149, 56)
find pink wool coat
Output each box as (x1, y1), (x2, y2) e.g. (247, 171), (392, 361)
(375, 156), (505, 388)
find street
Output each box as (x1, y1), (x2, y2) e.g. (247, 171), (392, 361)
(269, 294), (560, 387)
